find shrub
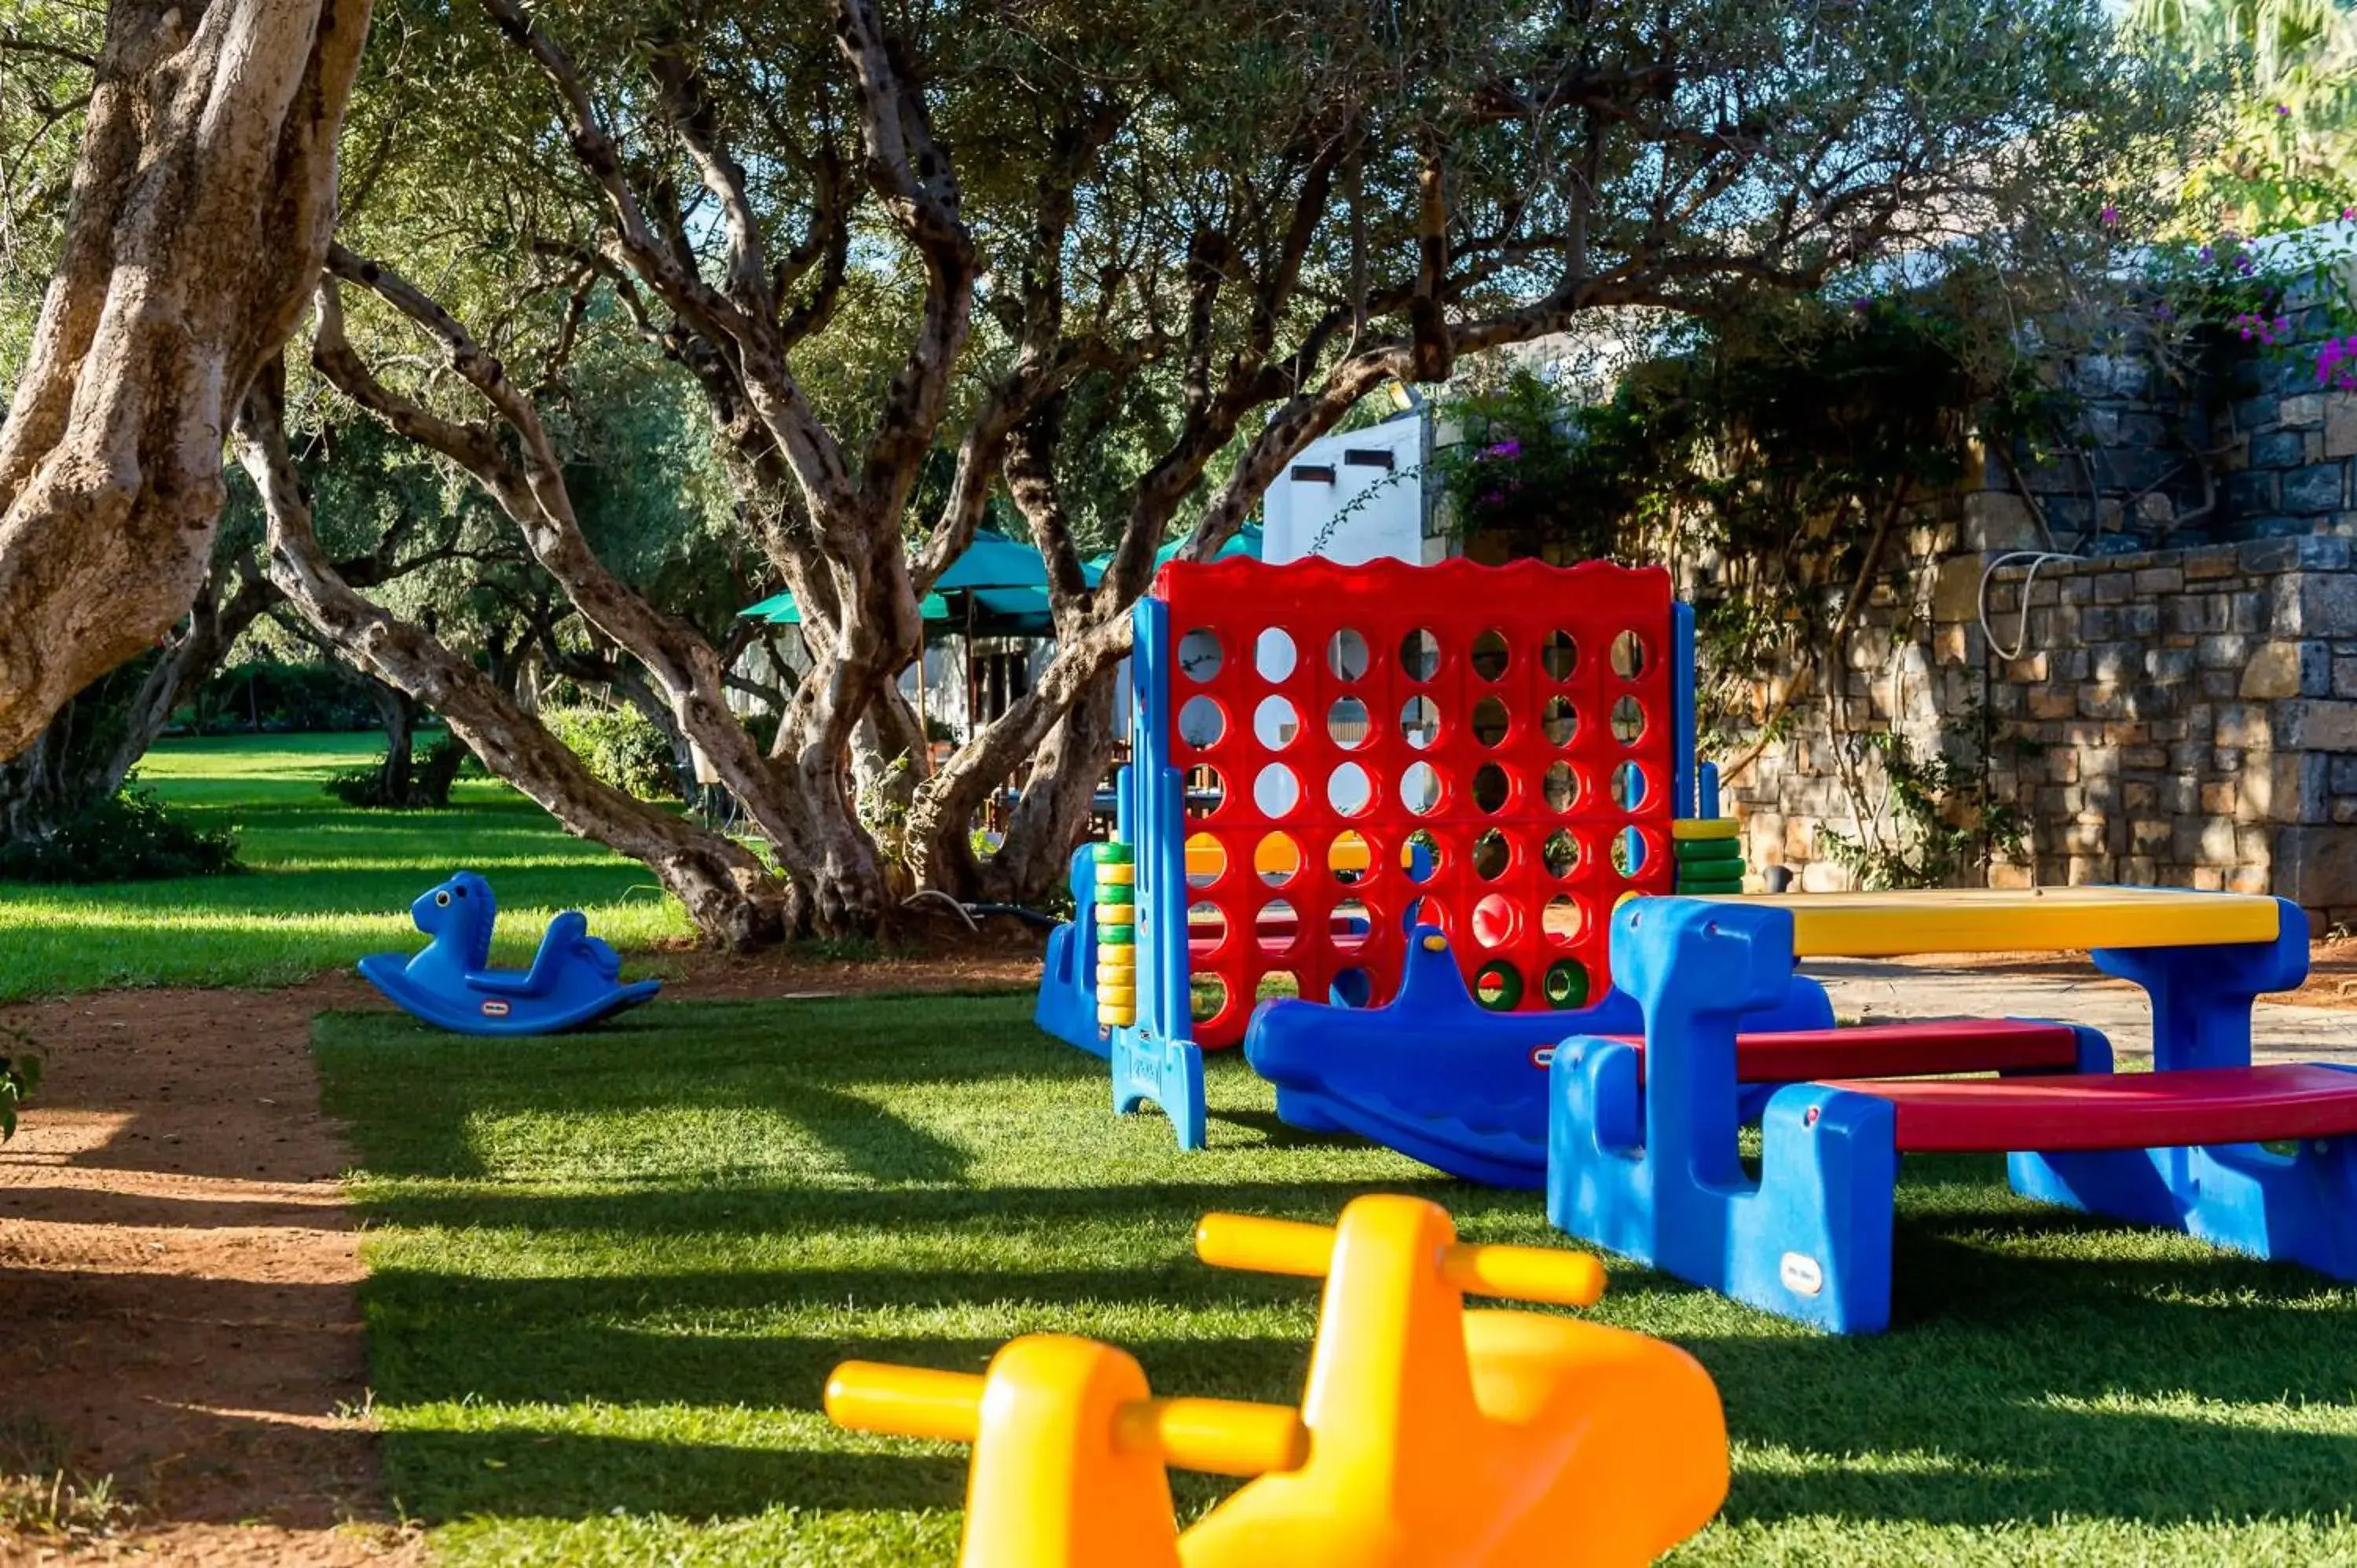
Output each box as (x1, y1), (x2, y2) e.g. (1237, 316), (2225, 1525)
(323, 735), (473, 810)
(0, 785), (240, 883)
(178, 660), (381, 735)
(543, 704), (679, 799)
(1, 1036), (39, 1141)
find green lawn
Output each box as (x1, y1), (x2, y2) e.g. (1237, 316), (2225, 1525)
(317, 995), (2357, 1566)
(0, 734), (692, 1000)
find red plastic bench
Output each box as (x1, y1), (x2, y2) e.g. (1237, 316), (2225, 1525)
(1603, 1018), (2081, 1085)
(1820, 1064), (2357, 1152)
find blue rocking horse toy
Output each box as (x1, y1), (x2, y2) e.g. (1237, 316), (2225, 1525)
(357, 871), (661, 1036)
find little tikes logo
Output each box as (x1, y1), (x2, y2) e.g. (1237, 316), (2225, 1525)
(1780, 1252), (1824, 1296)
(481, 999), (511, 1018)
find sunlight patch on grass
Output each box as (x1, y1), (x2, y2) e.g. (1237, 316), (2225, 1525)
(317, 994), (2357, 1566)
(0, 734), (692, 1000)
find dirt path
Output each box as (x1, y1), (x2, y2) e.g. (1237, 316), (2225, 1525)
(0, 936), (1041, 1564)
(0, 975), (419, 1565)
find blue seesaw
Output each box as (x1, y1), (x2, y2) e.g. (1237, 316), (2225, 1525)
(1245, 924), (1836, 1188)
(357, 870), (661, 1036)
(1547, 889), (2357, 1333)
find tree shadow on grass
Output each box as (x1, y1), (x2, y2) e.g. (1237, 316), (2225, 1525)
(376, 1321), (1304, 1525)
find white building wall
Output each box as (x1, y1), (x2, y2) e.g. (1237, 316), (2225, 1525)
(1260, 410), (1431, 566)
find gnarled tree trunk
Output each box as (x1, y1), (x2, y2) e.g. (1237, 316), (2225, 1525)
(988, 667), (1120, 905)
(0, 554), (274, 841)
(0, 0), (371, 757)
(236, 363), (787, 949)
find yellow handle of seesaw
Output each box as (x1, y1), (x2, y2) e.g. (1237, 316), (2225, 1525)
(825, 1362), (1310, 1477)
(1193, 1213), (1607, 1306)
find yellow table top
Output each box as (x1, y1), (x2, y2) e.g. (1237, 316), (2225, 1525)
(1685, 887), (2280, 958)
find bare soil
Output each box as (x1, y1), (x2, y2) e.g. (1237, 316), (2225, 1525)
(0, 934), (1045, 1565)
(0, 975), (418, 1566)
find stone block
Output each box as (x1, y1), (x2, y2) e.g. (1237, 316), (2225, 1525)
(2304, 536), (2357, 570)
(2241, 537), (2304, 574)
(2123, 746), (2170, 770)
(2292, 573), (2357, 636)
(2228, 864), (2271, 894)
(2186, 548), (2242, 580)
(1987, 861), (2034, 890)
(2146, 647), (2195, 684)
(2233, 394), (2283, 434)
(2094, 573), (2133, 605)
(2131, 567), (2185, 596)
(2285, 462), (2348, 515)
(2080, 606), (2117, 640)
(2252, 428), (2307, 468)
(2080, 683), (2133, 720)
(2240, 640), (2305, 698)
(2326, 392), (2357, 459)
(2285, 393), (2328, 428)
(2059, 821), (2109, 855)
(2027, 687), (2077, 720)
(2192, 866), (2227, 891)
(2123, 855), (2160, 884)
(1798, 859), (1849, 894)
(2131, 815), (2172, 852)
(2271, 825), (2357, 905)
(2066, 855), (2116, 885)
(2246, 515), (2314, 539)
(2276, 698), (2357, 750)
(2201, 780), (2238, 815)
(2198, 633), (2253, 670)
(2176, 817), (2242, 867)
(2117, 602), (2160, 639)
(2229, 469), (2282, 515)
(2259, 753), (2333, 824)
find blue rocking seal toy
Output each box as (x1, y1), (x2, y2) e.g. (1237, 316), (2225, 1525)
(358, 871), (661, 1035)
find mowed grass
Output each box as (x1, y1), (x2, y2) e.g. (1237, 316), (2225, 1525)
(0, 734), (691, 1000)
(318, 995), (2357, 1566)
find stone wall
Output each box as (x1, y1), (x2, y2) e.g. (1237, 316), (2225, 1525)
(1727, 536), (2357, 929)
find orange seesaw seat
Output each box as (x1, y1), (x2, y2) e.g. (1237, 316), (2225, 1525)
(826, 1195), (1727, 1567)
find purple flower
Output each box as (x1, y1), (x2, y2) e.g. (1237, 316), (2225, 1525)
(1850, 295), (1871, 313)
(2235, 255), (2256, 276)
(2100, 204), (2120, 227)
(2198, 245), (2213, 262)
(2277, 103), (2293, 115)
(1482, 439), (1523, 460)
(2344, 207), (2356, 221)
(2154, 302), (2173, 320)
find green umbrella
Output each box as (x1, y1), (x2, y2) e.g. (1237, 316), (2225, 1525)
(741, 589), (951, 625)
(1080, 523), (1262, 584)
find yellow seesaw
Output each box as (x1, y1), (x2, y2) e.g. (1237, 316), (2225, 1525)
(825, 1194), (1728, 1566)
